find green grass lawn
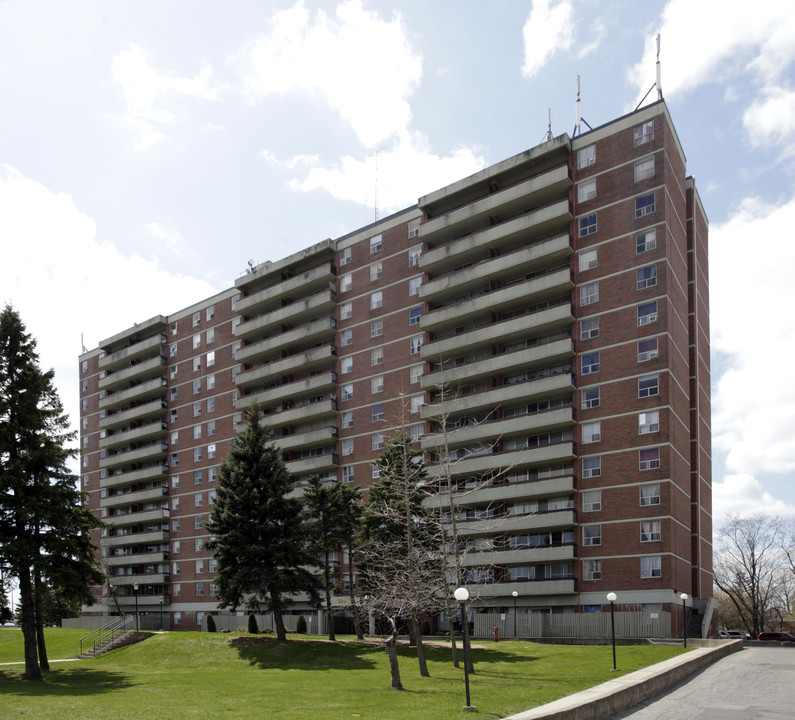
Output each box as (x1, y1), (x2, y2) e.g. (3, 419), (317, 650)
(0, 629), (688, 720)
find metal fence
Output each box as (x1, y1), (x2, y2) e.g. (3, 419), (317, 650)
(475, 610), (672, 639)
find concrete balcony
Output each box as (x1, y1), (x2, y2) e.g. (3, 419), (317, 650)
(113, 594), (169, 607)
(103, 529), (169, 547)
(109, 573), (168, 587)
(423, 373), (574, 420)
(236, 263), (336, 315)
(462, 544), (575, 567)
(100, 443), (169, 471)
(99, 377), (167, 412)
(286, 452), (339, 476)
(236, 345), (336, 388)
(466, 579), (576, 600)
(236, 239), (335, 294)
(426, 442), (575, 479)
(236, 288), (337, 341)
(99, 333), (167, 372)
(422, 234), (571, 299)
(455, 509), (576, 538)
(426, 475), (574, 511)
(101, 421), (168, 451)
(420, 165), (570, 247)
(106, 508), (170, 527)
(260, 398), (338, 428)
(273, 425), (338, 452)
(420, 199), (571, 271)
(99, 399), (168, 431)
(235, 318), (337, 365)
(422, 339), (573, 391)
(101, 486), (168, 509)
(99, 355), (167, 392)
(422, 407), (573, 453)
(105, 551), (168, 567)
(421, 268), (572, 334)
(100, 465), (168, 490)
(422, 303), (573, 359)
(237, 372), (337, 411)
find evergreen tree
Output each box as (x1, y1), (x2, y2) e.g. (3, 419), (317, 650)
(206, 403), (318, 641)
(0, 305), (104, 680)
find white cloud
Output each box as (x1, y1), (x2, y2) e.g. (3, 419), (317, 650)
(710, 194), (795, 478)
(714, 473), (795, 524)
(522, 0), (573, 78)
(287, 131), (485, 213)
(111, 43), (217, 150)
(0, 165), (220, 444)
(242, 0), (422, 148)
(743, 86), (795, 151)
(145, 222), (186, 255)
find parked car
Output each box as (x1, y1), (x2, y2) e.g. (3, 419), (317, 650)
(719, 630), (747, 640)
(757, 632), (795, 642)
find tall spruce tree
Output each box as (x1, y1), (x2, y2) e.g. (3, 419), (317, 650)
(206, 403), (318, 640)
(0, 305), (104, 680)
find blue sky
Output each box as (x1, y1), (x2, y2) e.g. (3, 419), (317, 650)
(2, 0), (794, 530)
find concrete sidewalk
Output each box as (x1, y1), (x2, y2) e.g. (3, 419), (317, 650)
(501, 640), (742, 720)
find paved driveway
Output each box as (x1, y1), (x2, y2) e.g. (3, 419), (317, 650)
(610, 647), (794, 719)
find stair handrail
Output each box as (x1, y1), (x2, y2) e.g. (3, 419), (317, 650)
(80, 615), (136, 656)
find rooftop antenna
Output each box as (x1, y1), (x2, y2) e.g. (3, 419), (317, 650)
(635, 33), (662, 110)
(573, 75), (593, 136)
(81, 333), (87, 354)
(546, 107), (553, 142)
(374, 149), (379, 222)
(246, 258), (255, 274)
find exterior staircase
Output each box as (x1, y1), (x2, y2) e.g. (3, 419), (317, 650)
(79, 616), (153, 659)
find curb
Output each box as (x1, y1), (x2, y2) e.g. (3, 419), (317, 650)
(501, 639), (743, 720)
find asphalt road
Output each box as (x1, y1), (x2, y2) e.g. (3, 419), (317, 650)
(610, 646), (794, 720)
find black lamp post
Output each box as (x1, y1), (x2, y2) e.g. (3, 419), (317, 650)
(512, 591), (518, 638)
(607, 592), (617, 671)
(133, 583), (139, 632)
(159, 599), (163, 631)
(454, 587), (476, 712)
(680, 593), (688, 648)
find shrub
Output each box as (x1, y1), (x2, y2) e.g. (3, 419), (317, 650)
(206, 615), (217, 633)
(248, 614), (259, 634)
(296, 615), (307, 634)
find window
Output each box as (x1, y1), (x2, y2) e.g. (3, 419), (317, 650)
(410, 364), (423, 384)
(580, 282), (599, 306)
(634, 120), (654, 146)
(171, 409), (179, 423)
(370, 234), (382, 253)
(193, 425), (202, 440)
(192, 378), (201, 394)
(193, 402), (201, 417)
(582, 490), (601, 512)
(410, 423), (423, 441)
(408, 245), (422, 267)
(582, 351), (600, 374)
(638, 374), (659, 398)
(342, 465), (354, 483)
(372, 432), (384, 450)
(582, 456), (601, 478)
(641, 555), (662, 578)
(341, 384), (353, 401)
(578, 178), (596, 203)
(371, 375), (384, 393)
(171, 453), (179, 467)
(639, 447), (660, 470)
(170, 343), (178, 357)
(170, 365), (178, 380)
(342, 438), (354, 456)
(640, 519), (661, 542)
(206, 351), (215, 367)
(371, 347), (384, 365)
(193, 357), (201, 372)
(195, 515), (203, 529)
(340, 273), (352, 292)
(634, 156), (655, 182)
(635, 193), (655, 218)
(636, 265), (657, 290)
(638, 410), (659, 434)
(341, 411), (354, 429)
(638, 338), (658, 361)
(408, 276), (422, 296)
(408, 218), (420, 238)
(410, 335), (423, 355)
(207, 443), (216, 459)
(172, 540), (180, 554)
(341, 356), (353, 374)
(583, 525), (601, 546)
(340, 302), (352, 320)
(206, 305), (214, 321)
(577, 144), (595, 169)
(580, 317), (599, 340)
(370, 319), (383, 337)
(171, 430), (179, 444)
(640, 483), (661, 506)
(339, 328), (353, 348)
(172, 518), (180, 532)
(583, 559), (602, 581)
(409, 305), (422, 325)
(173, 561), (181, 575)
(194, 447), (202, 462)
(370, 291), (383, 310)
(578, 249), (597, 271)
(582, 387), (600, 409)
(206, 328), (215, 345)
(339, 247), (351, 266)
(582, 421), (601, 444)
(192, 311), (201, 327)
(370, 262), (382, 281)
(637, 301), (658, 326)
(194, 470), (203, 484)
(207, 397), (215, 413)
(372, 466), (381, 479)
(195, 492), (203, 507)
(172, 496), (180, 511)
(410, 394), (424, 414)
(208, 467), (217, 483)
(372, 403), (384, 422)
(207, 420), (216, 436)
(579, 213), (597, 237)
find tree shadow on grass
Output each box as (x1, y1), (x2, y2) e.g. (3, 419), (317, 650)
(0, 667), (135, 696)
(229, 636), (383, 671)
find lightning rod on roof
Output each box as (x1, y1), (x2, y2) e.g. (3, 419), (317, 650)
(573, 75), (592, 136)
(656, 33), (663, 100)
(546, 108), (553, 142)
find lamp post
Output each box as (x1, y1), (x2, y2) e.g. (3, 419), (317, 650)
(159, 599), (163, 631)
(133, 583), (139, 632)
(454, 587), (476, 712)
(512, 591), (518, 638)
(607, 592), (617, 671)
(680, 593), (688, 648)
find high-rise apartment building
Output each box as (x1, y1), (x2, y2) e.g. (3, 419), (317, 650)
(78, 99), (712, 634)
